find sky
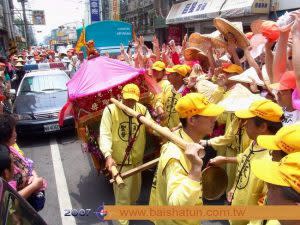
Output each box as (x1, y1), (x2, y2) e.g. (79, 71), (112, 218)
(13, 0), (85, 44)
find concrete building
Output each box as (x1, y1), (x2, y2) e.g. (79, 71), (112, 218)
(102, 0), (110, 20)
(153, 0), (174, 44)
(270, 0), (300, 18)
(50, 24), (78, 46)
(120, 0), (155, 43)
(0, 0), (16, 58)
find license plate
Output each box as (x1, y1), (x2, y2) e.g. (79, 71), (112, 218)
(44, 123), (60, 132)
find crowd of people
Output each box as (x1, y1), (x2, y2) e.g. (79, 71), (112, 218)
(0, 47), (85, 115)
(98, 11), (300, 225)
(0, 48), (85, 214)
(1, 9), (300, 225)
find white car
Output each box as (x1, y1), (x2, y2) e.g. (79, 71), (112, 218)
(13, 68), (74, 135)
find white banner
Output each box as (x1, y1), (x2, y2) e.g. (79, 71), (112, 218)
(221, 0), (270, 17)
(166, 0), (225, 24)
(272, 0), (300, 11)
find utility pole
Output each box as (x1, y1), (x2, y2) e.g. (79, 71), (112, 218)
(18, 0), (30, 49)
(99, 0), (103, 21)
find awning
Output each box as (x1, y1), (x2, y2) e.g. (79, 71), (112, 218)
(220, 0), (270, 18)
(166, 0), (226, 25)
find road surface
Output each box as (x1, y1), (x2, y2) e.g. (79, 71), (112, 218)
(19, 131), (228, 225)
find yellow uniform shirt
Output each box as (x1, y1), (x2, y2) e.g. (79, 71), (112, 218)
(210, 115), (250, 154)
(155, 84), (182, 129)
(153, 79), (172, 108)
(150, 129), (202, 225)
(152, 79), (171, 107)
(230, 141), (271, 225)
(99, 102), (151, 165)
(145, 78), (171, 108)
(210, 115), (251, 190)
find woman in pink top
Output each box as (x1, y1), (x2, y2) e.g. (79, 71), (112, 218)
(0, 114), (46, 199)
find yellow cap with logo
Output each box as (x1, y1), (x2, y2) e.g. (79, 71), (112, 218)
(122, 83), (140, 101)
(152, 61), (166, 71)
(175, 93), (224, 118)
(251, 152), (300, 194)
(257, 124), (300, 154)
(166, 65), (189, 77)
(235, 99), (283, 122)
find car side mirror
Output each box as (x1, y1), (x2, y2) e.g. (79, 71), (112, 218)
(10, 89), (16, 102)
(10, 89), (16, 95)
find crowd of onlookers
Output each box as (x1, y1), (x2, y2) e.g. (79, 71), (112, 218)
(1, 9), (300, 225)
(0, 47), (85, 114)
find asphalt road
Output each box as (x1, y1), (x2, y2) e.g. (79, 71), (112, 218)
(18, 131), (229, 225)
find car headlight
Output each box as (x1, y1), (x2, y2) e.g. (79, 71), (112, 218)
(15, 114), (33, 121)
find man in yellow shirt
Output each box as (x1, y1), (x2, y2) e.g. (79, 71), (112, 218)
(151, 61), (171, 122)
(248, 124), (300, 225)
(202, 115), (251, 192)
(155, 64), (190, 129)
(150, 93), (225, 225)
(252, 149), (300, 225)
(152, 61), (169, 89)
(99, 83), (152, 225)
(209, 99), (284, 225)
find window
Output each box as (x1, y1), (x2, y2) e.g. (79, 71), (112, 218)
(145, 13), (148, 25)
(4, 191), (36, 225)
(19, 73), (69, 94)
(150, 15), (154, 26)
(186, 27), (195, 36)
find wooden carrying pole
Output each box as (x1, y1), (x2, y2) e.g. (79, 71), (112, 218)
(109, 98), (203, 186)
(110, 158), (159, 184)
(111, 166), (125, 188)
(110, 98), (189, 149)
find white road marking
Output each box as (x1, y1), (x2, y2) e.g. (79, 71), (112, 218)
(50, 138), (77, 225)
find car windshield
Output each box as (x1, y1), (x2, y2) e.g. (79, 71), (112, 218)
(19, 73), (69, 94)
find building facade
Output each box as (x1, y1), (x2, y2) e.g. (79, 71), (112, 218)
(120, 0), (155, 43)
(0, 0), (16, 58)
(166, 0), (271, 42)
(95, 0), (300, 47)
(50, 23), (79, 47)
(270, 0), (300, 18)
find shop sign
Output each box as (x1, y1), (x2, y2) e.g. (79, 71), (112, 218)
(90, 0), (100, 23)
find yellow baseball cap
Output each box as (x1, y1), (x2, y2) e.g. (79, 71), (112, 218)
(175, 93), (225, 118)
(122, 83), (140, 101)
(235, 99), (283, 122)
(257, 124), (300, 154)
(166, 65), (189, 77)
(222, 63), (244, 74)
(251, 152), (300, 193)
(152, 61), (166, 71)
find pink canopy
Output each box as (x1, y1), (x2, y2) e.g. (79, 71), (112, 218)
(67, 56), (144, 100)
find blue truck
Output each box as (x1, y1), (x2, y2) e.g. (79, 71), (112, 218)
(77, 21), (133, 56)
